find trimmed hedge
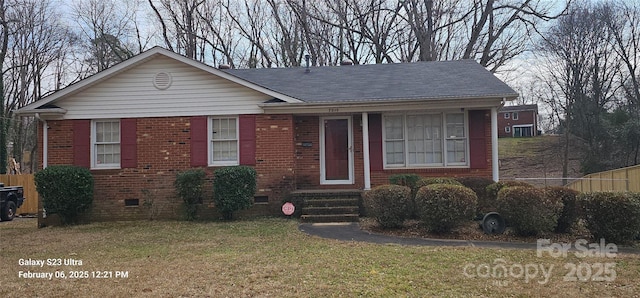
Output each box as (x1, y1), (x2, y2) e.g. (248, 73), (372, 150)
(485, 180), (534, 215)
(497, 187), (563, 236)
(34, 165), (94, 225)
(580, 192), (640, 244)
(415, 184), (477, 233)
(213, 166), (257, 220)
(389, 174), (422, 191)
(486, 180), (534, 201)
(415, 177), (463, 189)
(456, 177), (495, 218)
(389, 174), (422, 218)
(545, 187), (580, 233)
(363, 184), (411, 228)
(175, 169), (206, 221)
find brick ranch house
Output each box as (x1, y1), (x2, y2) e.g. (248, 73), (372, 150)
(498, 104), (539, 138)
(17, 47), (518, 221)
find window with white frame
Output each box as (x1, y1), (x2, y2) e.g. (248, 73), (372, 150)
(383, 112), (467, 168)
(504, 113), (510, 119)
(210, 117), (238, 165)
(384, 115), (405, 165)
(512, 112), (519, 120)
(446, 113), (466, 164)
(505, 126), (511, 133)
(92, 120), (120, 168)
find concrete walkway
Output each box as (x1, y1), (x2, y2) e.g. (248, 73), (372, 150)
(299, 222), (640, 254)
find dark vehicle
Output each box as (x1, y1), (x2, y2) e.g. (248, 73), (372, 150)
(0, 183), (25, 221)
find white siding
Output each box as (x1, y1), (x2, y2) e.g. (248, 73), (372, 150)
(58, 56), (270, 119)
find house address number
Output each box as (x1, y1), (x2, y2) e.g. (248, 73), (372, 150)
(328, 108), (339, 113)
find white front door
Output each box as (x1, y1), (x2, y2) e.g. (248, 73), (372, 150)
(320, 116), (354, 185)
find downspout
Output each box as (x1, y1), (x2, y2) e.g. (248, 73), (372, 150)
(491, 107), (499, 182)
(362, 112), (371, 190)
(35, 113), (47, 169)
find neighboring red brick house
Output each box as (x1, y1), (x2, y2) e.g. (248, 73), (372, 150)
(17, 47), (518, 221)
(498, 104), (538, 137)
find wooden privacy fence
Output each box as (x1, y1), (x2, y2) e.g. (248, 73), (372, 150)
(0, 174), (38, 214)
(566, 164), (640, 193)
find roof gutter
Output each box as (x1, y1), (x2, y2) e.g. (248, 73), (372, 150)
(259, 95), (517, 114)
(14, 107), (67, 119)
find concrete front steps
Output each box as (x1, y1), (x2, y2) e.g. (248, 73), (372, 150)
(288, 189), (362, 223)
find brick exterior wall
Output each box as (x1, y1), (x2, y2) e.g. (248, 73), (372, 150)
(369, 110), (494, 186)
(294, 112), (493, 189)
(39, 111), (494, 221)
(498, 110), (537, 137)
(41, 115), (297, 221)
(254, 115), (296, 213)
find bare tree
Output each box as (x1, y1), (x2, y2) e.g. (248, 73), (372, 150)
(197, 0), (241, 67)
(223, 0), (274, 68)
(284, 0), (323, 66)
(601, 1), (640, 165)
(0, 0), (10, 174)
(73, 0), (138, 73)
(266, 0), (305, 67)
(2, 0), (76, 172)
(398, 0), (567, 71)
(604, 2), (640, 110)
(310, 0), (404, 64)
(538, 3), (624, 178)
(147, 0), (207, 60)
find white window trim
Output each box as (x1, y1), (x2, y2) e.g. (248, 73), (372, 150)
(512, 112), (519, 120)
(444, 113), (469, 167)
(504, 113), (510, 119)
(505, 126), (511, 133)
(208, 116), (240, 166)
(512, 124), (533, 137)
(406, 113), (444, 167)
(382, 114), (406, 168)
(91, 119), (121, 170)
(382, 111), (469, 169)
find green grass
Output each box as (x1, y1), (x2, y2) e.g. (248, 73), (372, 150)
(1, 218), (639, 297)
(499, 136), (556, 159)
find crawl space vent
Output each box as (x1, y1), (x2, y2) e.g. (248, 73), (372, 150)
(153, 72), (172, 90)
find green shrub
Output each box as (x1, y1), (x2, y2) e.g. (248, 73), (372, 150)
(415, 177), (463, 189)
(456, 177), (495, 218)
(213, 166), (257, 220)
(580, 192), (640, 244)
(389, 174), (422, 191)
(389, 174), (422, 219)
(485, 180), (534, 214)
(545, 187), (580, 233)
(486, 180), (534, 200)
(34, 165), (94, 225)
(174, 169), (206, 221)
(497, 187), (562, 236)
(414, 184), (477, 233)
(363, 184), (411, 228)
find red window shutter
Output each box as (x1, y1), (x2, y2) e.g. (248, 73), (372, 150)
(190, 116), (208, 167)
(73, 120), (91, 168)
(368, 114), (383, 171)
(121, 118), (137, 168)
(469, 110), (488, 169)
(239, 115), (256, 166)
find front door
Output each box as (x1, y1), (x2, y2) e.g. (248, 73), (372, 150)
(321, 116), (353, 184)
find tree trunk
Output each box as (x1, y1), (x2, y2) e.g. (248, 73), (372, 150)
(0, 0), (9, 174)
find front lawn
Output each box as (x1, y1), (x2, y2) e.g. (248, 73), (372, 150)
(1, 218), (639, 297)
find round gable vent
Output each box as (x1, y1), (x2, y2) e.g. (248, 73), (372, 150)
(153, 72), (172, 90)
